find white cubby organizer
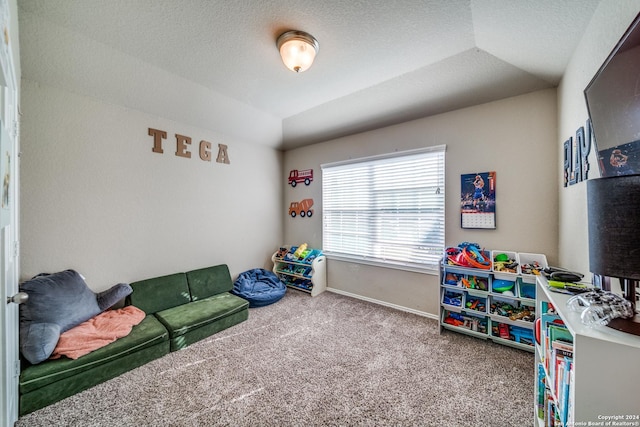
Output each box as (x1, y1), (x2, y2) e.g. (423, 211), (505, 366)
(272, 245), (326, 297)
(534, 274), (640, 426)
(439, 250), (546, 352)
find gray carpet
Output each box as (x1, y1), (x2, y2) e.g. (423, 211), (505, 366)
(16, 290), (534, 427)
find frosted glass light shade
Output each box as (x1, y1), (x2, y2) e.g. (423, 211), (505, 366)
(277, 31), (319, 73)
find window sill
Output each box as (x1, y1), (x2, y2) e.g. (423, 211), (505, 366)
(324, 253), (439, 275)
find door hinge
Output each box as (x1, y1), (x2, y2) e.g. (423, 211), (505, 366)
(14, 359), (20, 376)
(13, 241), (18, 258)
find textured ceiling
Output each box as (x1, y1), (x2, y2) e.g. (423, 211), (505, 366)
(17, 0), (602, 149)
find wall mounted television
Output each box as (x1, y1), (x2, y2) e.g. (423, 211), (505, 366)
(584, 12), (640, 178)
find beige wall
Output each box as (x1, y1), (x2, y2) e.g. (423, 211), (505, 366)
(20, 80), (283, 291)
(284, 88), (558, 316)
(558, 1), (640, 275)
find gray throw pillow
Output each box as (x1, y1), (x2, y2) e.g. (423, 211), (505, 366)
(18, 269), (125, 364)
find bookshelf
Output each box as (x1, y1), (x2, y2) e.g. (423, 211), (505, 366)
(535, 275), (640, 426)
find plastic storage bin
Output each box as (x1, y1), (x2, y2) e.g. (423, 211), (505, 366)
(441, 289), (464, 311)
(464, 292), (487, 314)
(489, 295), (535, 323)
(518, 252), (548, 284)
(491, 323), (534, 346)
(491, 250), (521, 278)
(518, 281), (536, 300)
(442, 309), (488, 334)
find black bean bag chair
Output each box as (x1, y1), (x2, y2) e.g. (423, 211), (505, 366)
(232, 268), (287, 308)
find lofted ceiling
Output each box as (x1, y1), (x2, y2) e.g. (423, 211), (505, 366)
(17, 0), (602, 149)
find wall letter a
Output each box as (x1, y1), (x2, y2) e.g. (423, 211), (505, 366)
(216, 144), (230, 164)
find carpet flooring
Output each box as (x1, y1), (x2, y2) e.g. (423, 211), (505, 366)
(16, 290), (534, 427)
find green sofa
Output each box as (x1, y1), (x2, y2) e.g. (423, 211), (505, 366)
(19, 264), (249, 416)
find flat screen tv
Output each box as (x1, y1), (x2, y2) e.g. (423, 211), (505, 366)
(584, 12), (640, 178)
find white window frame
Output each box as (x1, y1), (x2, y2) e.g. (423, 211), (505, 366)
(321, 145), (446, 274)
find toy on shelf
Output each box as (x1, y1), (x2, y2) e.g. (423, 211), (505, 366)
(492, 279), (515, 293)
(443, 291), (463, 307)
(490, 301), (535, 322)
(444, 272), (461, 286)
(293, 243), (308, 259)
(445, 242), (491, 270)
(443, 311), (487, 333)
(444, 312), (464, 327)
(275, 247), (288, 259)
(493, 253), (519, 273)
(521, 261), (543, 275)
(462, 275), (488, 291)
(466, 297), (486, 312)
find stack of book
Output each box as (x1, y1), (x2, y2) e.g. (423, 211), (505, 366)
(537, 302), (574, 426)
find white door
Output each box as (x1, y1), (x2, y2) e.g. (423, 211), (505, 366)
(1, 89), (19, 427)
(0, 2), (21, 423)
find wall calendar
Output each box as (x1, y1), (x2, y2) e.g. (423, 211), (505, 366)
(460, 171), (496, 229)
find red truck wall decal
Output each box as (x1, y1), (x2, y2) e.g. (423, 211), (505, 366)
(288, 169), (313, 187)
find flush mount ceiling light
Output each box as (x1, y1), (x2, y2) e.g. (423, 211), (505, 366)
(276, 30), (319, 73)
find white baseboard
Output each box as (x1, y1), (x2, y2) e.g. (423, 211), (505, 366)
(326, 287), (439, 321)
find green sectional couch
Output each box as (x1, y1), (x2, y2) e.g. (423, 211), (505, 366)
(19, 264), (249, 416)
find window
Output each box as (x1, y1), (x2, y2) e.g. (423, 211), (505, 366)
(322, 145), (445, 272)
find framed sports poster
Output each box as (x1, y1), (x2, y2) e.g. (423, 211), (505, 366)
(460, 171), (496, 229)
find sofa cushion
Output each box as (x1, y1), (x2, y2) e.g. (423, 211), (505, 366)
(128, 273), (190, 314)
(19, 315), (168, 394)
(186, 264), (233, 300)
(155, 292), (248, 338)
(19, 270), (104, 364)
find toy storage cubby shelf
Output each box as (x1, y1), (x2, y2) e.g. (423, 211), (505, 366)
(439, 253), (542, 353)
(534, 275), (640, 426)
(272, 246), (327, 297)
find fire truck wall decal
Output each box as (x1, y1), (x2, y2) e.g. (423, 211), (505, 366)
(289, 199), (314, 218)
(288, 169), (313, 187)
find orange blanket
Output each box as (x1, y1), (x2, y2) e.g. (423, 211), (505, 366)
(50, 306), (146, 360)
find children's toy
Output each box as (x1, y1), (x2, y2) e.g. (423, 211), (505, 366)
(445, 242), (491, 270)
(493, 253), (519, 273)
(275, 247), (288, 259)
(461, 276), (488, 291)
(444, 312), (464, 327)
(521, 261), (543, 275)
(466, 297), (486, 312)
(443, 290), (463, 307)
(492, 279), (514, 293)
(293, 243), (308, 259)
(490, 301), (535, 322)
(444, 273), (461, 286)
(566, 289), (635, 327)
(510, 326), (534, 345)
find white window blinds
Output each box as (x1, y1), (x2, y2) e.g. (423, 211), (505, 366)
(322, 145), (445, 272)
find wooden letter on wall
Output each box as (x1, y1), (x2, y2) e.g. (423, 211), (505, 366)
(199, 140), (212, 162)
(175, 134), (192, 158)
(149, 128), (230, 166)
(148, 128), (167, 153)
(216, 144), (230, 164)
